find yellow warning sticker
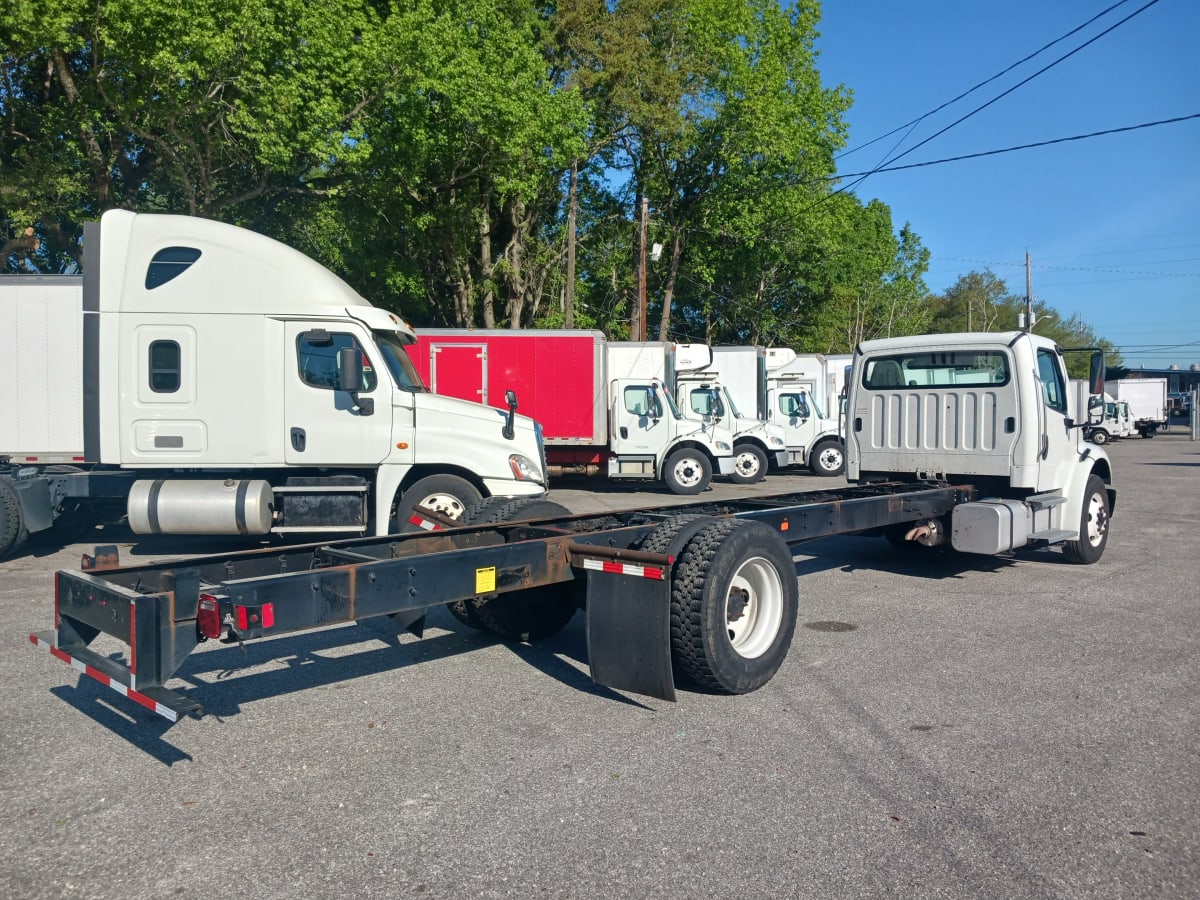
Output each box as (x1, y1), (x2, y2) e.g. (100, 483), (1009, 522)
(476, 567), (496, 593)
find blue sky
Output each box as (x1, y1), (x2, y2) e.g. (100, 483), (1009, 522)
(814, 0), (1200, 370)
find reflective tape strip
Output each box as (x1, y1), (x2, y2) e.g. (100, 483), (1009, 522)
(579, 558), (666, 581)
(28, 634), (178, 723)
(407, 515), (441, 531)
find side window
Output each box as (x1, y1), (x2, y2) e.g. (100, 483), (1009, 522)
(689, 389), (714, 417)
(1036, 348), (1067, 414)
(148, 340), (180, 393)
(623, 385), (660, 418)
(145, 246), (202, 289)
(779, 393), (809, 418)
(296, 332), (377, 391)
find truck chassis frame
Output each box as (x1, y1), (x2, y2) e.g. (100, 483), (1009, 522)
(31, 483), (968, 722)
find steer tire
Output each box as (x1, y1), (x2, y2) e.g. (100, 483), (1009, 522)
(662, 448), (712, 495)
(1089, 429), (1108, 445)
(0, 480), (29, 560)
(668, 519), (798, 693)
(448, 498), (581, 641)
(809, 440), (846, 477)
(729, 443), (769, 485)
(1062, 475), (1110, 565)
(394, 474), (482, 533)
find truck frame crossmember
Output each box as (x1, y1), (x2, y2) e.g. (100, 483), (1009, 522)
(31, 482), (967, 722)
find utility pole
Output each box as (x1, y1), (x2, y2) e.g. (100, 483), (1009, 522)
(1024, 251), (1033, 333)
(636, 195), (648, 342)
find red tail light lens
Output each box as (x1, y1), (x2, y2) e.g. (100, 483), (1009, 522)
(197, 594), (222, 640)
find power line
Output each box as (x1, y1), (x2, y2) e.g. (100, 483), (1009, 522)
(836, 0), (1138, 161)
(843, 0), (1165, 192)
(832, 113), (1200, 179)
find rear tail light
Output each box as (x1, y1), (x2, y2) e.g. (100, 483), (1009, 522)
(197, 594), (222, 640)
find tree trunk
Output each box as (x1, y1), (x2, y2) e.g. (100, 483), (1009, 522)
(656, 230), (683, 341)
(565, 160), (577, 329)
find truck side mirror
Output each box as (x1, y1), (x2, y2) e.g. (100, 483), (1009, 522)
(1088, 351), (1105, 396)
(337, 346), (374, 416)
(503, 389), (518, 440)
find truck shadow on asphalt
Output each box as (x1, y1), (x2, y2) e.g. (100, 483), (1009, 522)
(47, 533), (1073, 763)
(47, 605), (646, 765)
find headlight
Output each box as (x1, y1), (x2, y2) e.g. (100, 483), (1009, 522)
(509, 454), (544, 483)
(715, 441), (732, 452)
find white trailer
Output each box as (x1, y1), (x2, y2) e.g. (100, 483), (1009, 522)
(1111, 378), (1169, 437)
(0, 211), (548, 559)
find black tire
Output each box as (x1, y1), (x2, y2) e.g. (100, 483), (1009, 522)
(1062, 474), (1110, 565)
(668, 519), (798, 693)
(809, 439), (846, 477)
(662, 447), (713, 495)
(393, 474), (482, 532)
(0, 479), (29, 559)
(1090, 429), (1108, 445)
(448, 497), (581, 641)
(729, 443), (769, 485)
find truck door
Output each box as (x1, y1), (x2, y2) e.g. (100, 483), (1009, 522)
(610, 379), (672, 457)
(770, 380), (819, 451)
(1034, 346), (1075, 493)
(284, 323), (393, 465)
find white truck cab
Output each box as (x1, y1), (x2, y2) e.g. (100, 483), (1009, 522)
(848, 331), (1114, 562)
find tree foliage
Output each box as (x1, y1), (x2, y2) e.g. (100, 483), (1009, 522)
(3, 0), (1120, 358)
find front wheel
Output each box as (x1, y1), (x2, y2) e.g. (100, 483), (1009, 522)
(662, 448), (713, 495)
(1062, 474), (1110, 565)
(669, 519), (798, 693)
(1089, 429), (1108, 445)
(809, 440), (845, 477)
(393, 474), (482, 532)
(729, 443), (769, 485)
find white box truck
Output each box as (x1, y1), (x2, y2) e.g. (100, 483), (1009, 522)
(758, 349), (847, 476)
(671, 344), (789, 484)
(1111, 378), (1168, 437)
(0, 211), (548, 559)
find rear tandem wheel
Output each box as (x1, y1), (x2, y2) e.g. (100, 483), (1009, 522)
(643, 517), (799, 693)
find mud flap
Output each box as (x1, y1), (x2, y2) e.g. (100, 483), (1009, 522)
(585, 569), (676, 702)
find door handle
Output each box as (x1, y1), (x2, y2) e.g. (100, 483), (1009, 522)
(620, 426), (628, 439)
(291, 427), (306, 452)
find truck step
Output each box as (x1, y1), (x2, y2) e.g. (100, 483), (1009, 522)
(1028, 528), (1075, 544)
(1026, 492), (1066, 511)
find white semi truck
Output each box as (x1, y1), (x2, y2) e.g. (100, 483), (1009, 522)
(0, 211), (548, 559)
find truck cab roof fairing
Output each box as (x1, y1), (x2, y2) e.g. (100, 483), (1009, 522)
(97, 210), (372, 316)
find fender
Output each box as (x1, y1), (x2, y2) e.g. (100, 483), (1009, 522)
(1056, 451), (1115, 536)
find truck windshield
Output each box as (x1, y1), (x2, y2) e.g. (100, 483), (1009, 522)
(657, 384), (684, 419)
(720, 387), (742, 419)
(373, 330), (428, 393)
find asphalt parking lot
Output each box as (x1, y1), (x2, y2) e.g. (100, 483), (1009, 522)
(1, 434), (1197, 898)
